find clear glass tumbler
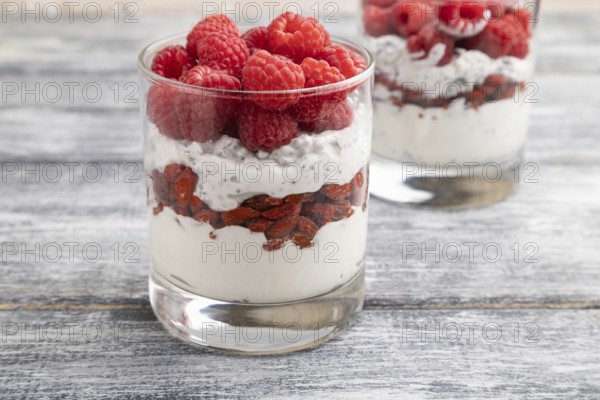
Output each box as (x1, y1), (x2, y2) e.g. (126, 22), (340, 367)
(138, 34), (374, 354)
(362, 0), (540, 207)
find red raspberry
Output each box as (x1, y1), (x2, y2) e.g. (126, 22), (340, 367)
(238, 102), (298, 152)
(509, 30), (530, 58)
(486, 2), (506, 20)
(176, 96), (226, 142)
(151, 45), (194, 80)
(186, 14), (238, 60)
(507, 7), (532, 37)
(363, 5), (394, 37)
(439, 2), (488, 25)
(177, 66), (241, 142)
(461, 15), (529, 59)
(241, 50), (305, 111)
(290, 96), (341, 124)
(147, 84), (183, 140)
(299, 102), (353, 134)
(365, 0), (397, 6)
(266, 12), (330, 62)
(438, 1), (490, 38)
(197, 32), (249, 77)
(184, 65), (241, 89)
(318, 44), (367, 79)
(300, 57), (345, 95)
(222, 119), (240, 139)
(242, 26), (268, 53)
(390, 0), (435, 37)
(407, 24), (455, 66)
(290, 58), (346, 123)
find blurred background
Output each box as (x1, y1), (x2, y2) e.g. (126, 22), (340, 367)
(2, 0), (598, 162)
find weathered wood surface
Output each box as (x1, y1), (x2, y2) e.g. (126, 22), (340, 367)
(1, 4), (599, 399)
(1, 309), (599, 399)
(1, 74), (600, 163)
(1, 13), (600, 163)
(1, 163), (599, 309)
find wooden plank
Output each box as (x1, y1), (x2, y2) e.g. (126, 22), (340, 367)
(0, 7), (598, 398)
(4, 0), (600, 14)
(1, 163), (599, 306)
(0, 308), (599, 398)
(0, 13), (599, 75)
(0, 74), (599, 164)
(1, 10), (599, 163)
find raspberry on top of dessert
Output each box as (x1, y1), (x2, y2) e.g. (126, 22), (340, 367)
(363, 0), (533, 66)
(147, 12), (368, 152)
(145, 12), (372, 251)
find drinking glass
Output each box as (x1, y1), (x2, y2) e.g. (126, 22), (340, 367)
(362, 0), (540, 207)
(138, 34), (374, 354)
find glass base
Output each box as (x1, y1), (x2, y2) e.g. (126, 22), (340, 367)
(370, 155), (520, 209)
(149, 269), (364, 355)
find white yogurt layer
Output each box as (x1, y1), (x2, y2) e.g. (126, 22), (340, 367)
(373, 93), (530, 165)
(144, 103), (372, 212)
(366, 33), (535, 165)
(150, 206), (368, 304)
(367, 34), (534, 98)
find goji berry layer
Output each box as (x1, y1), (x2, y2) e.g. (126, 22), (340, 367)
(150, 164), (368, 251)
(377, 74), (525, 109)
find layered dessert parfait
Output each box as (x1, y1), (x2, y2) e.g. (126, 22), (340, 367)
(140, 12), (373, 310)
(362, 0), (538, 206)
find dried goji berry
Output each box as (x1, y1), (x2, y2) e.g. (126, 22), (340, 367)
(243, 194), (284, 211)
(321, 183), (352, 202)
(222, 207), (261, 226)
(284, 192), (317, 204)
(266, 215), (299, 239)
(302, 203), (335, 226)
(193, 209), (220, 226)
(262, 203), (301, 220)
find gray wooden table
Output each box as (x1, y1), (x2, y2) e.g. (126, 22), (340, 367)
(1, 3), (600, 399)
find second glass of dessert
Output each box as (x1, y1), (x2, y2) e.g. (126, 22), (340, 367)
(139, 12), (374, 354)
(363, 0), (539, 207)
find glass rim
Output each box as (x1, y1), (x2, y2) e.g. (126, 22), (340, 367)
(137, 32), (375, 96)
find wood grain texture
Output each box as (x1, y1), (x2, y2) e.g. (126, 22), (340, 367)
(12, 0), (600, 16)
(1, 308), (599, 399)
(1, 4), (599, 398)
(0, 163), (599, 308)
(1, 13), (600, 163)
